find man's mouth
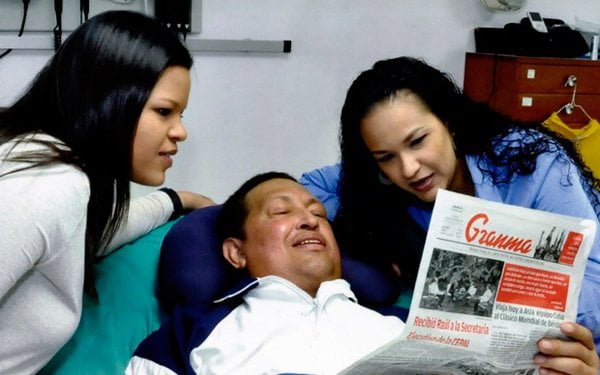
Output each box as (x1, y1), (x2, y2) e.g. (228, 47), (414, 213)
(293, 237), (325, 248)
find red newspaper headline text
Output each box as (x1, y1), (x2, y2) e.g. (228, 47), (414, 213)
(406, 331), (471, 348)
(465, 213), (532, 254)
(413, 316), (490, 334)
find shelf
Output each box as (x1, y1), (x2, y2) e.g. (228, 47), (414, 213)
(0, 32), (292, 53)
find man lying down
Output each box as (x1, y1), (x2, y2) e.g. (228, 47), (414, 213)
(126, 172), (598, 375)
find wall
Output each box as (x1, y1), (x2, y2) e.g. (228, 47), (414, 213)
(1, 0), (598, 202)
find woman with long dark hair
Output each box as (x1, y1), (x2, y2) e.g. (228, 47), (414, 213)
(301, 56), (600, 372)
(0, 11), (213, 373)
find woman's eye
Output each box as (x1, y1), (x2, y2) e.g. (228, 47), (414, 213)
(410, 135), (426, 147)
(376, 154), (394, 163)
(156, 108), (172, 116)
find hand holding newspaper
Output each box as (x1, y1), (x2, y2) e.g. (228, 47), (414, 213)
(342, 189), (596, 375)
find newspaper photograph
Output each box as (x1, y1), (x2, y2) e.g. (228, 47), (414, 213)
(341, 189), (596, 375)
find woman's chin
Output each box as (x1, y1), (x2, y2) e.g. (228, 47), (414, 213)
(413, 187), (439, 203)
(132, 173), (166, 187)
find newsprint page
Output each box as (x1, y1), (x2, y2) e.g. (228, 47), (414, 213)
(342, 189), (596, 375)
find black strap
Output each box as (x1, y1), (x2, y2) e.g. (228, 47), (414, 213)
(159, 188), (184, 221)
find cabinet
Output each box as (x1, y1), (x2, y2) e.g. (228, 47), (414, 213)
(463, 52), (600, 128)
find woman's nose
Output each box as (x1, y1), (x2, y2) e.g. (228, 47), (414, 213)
(169, 120), (188, 142)
(400, 153), (419, 178)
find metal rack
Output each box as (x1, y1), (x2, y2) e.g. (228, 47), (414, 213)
(0, 0), (291, 54)
(0, 32), (291, 53)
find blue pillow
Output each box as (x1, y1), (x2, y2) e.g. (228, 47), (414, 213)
(39, 220), (179, 375)
(158, 205), (236, 311)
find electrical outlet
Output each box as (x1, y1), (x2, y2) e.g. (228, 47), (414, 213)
(0, 0), (201, 32)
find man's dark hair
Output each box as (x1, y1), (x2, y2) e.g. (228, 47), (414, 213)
(216, 171), (296, 243)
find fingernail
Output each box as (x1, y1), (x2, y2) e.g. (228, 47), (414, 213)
(533, 354), (547, 364)
(539, 340), (553, 350)
(562, 322), (575, 333)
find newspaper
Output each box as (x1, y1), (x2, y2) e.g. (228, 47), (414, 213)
(342, 189), (596, 375)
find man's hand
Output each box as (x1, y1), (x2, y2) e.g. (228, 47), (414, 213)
(534, 321), (599, 375)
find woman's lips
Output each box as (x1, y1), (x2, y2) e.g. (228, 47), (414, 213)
(159, 153), (174, 168)
(410, 174), (434, 192)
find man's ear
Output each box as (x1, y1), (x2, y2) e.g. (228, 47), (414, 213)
(222, 238), (246, 269)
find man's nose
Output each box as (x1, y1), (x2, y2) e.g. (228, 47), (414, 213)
(297, 210), (319, 230)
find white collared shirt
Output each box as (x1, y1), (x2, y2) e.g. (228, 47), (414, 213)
(190, 276), (405, 375)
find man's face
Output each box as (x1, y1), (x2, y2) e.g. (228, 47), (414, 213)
(226, 178), (341, 296)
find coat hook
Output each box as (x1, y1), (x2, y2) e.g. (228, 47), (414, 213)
(565, 103), (575, 114)
(565, 75), (577, 87)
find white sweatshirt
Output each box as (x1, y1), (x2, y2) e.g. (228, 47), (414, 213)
(0, 134), (174, 374)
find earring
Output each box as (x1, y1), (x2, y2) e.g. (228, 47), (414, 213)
(378, 172), (393, 185)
